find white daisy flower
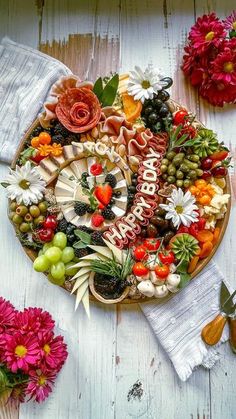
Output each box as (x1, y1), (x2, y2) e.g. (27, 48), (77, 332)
(3, 161), (46, 206)
(159, 188), (199, 229)
(127, 64), (167, 103)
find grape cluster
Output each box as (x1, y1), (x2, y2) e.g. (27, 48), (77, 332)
(9, 201), (48, 233)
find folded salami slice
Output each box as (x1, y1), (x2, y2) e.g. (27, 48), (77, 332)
(56, 87), (102, 133)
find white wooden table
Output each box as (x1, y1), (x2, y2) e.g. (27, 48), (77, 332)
(0, 1), (236, 418)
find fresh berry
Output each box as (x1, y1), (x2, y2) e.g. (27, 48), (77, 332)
(201, 170), (212, 180)
(37, 228), (54, 242)
(90, 163), (103, 176)
(91, 231), (105, 245)
(101, 208), (116, 220)
(94, 184), (113, 206)
(98, 202), (105, 210)
(58, 218), (68, 233)
(201, 157), (213, 170)
(77, 225), (93, 234)
(105, 174), (117, 188)
(211, 166), (227, 178)
(74, 202), (89, 216)
(43, 215), (58, 230)
(132, 262), (149, 277)
(74, 248), (88, 258)
(91, 213), (105, 227)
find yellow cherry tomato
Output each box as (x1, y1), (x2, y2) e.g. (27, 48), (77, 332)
(31, 136), (40, 148)
(39, 132), (52, 145)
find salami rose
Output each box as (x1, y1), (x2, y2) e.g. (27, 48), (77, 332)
(55, 87), (102, 133)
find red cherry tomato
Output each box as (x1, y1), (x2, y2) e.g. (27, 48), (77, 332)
(37, 228), (54, 242)
(173, 110), (189, 125)
(43, 215), (58, 230)
(209, 150), (228, 161)
(133, 245), (148, 261)
(155, 264), (170, 278)
(143, 238), (161, 252)
(132, 262), (149, 277)
(159, 251), (175, 265)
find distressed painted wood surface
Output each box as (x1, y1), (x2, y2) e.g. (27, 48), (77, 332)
(0, 1), (236, 418)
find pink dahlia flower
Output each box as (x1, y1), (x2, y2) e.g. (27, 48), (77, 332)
(0, 297), (16, 333)
(4, 332), (40, 373)
(189, 13), (226, 52)
(200, 79), (236, 106)
(211, 48), (236, 85)
(26, 366), (56, 403)
(223, 10), (236, 30)
(38, 331), (68, 371)
(13, 307), (55, 335)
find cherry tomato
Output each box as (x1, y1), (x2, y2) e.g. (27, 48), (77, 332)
(39, 132), (52, 145)
(133, 245), (148, 261)
(209, 150), (228, 161)
(201, 157), (213, 170)
(173, 109), (189, 125)
(211, 166), (227, 178)
(132, 262), (149, 277)
(143, 238), (161, 252)
(159, 251), (175, 265)
(43, 215), (58, 230)
(37, 228), (54, 242)
(155, 264), (170, 278)
(31, 137), (40, 148)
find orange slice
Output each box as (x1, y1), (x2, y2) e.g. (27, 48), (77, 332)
(122, 93), (142, 122)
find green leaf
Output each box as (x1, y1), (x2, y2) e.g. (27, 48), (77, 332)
(74, 229), (91, 244)
(173, 133), (189, 147)
(176, 259), (189, 273)
(100, 74), (119, 107)
(178, 272), (191, 289)
(93, 77), (103, 100)
(73, 241), (88, 249)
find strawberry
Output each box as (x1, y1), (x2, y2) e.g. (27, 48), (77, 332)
(94, 184), (113, 206)
(91, 213), (105, 227)
(90, 163), (103, 176)
(98, 202), (105, 210)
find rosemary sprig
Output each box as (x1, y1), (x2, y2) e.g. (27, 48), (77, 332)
(91, 251), (133, 281)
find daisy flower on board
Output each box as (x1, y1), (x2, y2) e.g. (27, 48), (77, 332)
(3, 161), (46, 206)
(0, 297), (16, 333)
(211, 47), (236, 85)
(38, 331), (68, 371)
(127, 65), (167, 103)
(26, 366), (56, 403)
(223, 10), (236, 31)
(189, 13), (226, 52)
(4, 332), (40, 373)
(13, 308), (55, 335)
(159, 188), (199, 229)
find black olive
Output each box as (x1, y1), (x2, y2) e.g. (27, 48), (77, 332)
(153, 98), (163, 109)
(159, 105), (169, 118)
(154, 208), (166, 217)
(147, 224), (158, 238)
(161, 77), (173, 89)
(158, 90), (170, 101)
(140, 228), (147, 238)
(148, 112), (158, 124)
(128, 185), (136, 193)
(144, 106), (153, 116)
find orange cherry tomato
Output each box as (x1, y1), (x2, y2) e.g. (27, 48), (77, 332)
(39, 132), (52, 145)
(31, 137), (40, 148)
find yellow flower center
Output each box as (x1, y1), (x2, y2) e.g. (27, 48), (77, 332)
(43, 343), (51, 355)
(38, 375), (47, 386)
(15, 345), (27, 358)
(205, 31), (215, 41)
(223, 61), (234, 73)
(233, 21), (236, 30)
(175, 205), (184, 214)
(19, 179), (30, 190)
(141, 80), (151, 89)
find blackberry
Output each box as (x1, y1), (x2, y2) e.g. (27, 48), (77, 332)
(58, 218), (68, 233)
(87, 206), (94, 214)
(74, 248), (89, 258)
(74, 202), (89, 216)
(105, 174), (117, 188)
(77, 225), (93, 234)
(66, 224), (75, 235)
(67, 233), (75, 245)
(91, 231), (105, 246)
(102, 208), (116, 220)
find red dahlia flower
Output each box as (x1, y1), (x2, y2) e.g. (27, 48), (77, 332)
(4, 332), (40, 373)
(38, 331), (68, 371)
(211, 48), (236, 85)
(189, 13), (226, 53)
(26, 366), (56, 403)
(0, 297), (16, 333)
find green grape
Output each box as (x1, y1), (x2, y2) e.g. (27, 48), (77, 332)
(61, 247), (75, 264)
(42, 242), (53, 253)
(50, 261), (65, 280)
(45, 246), (62, 263)
(33, 255), (50, 272)
(38, 249), (44, 256)
(65, 262), (78, 276)
(52, 232), (67, 250)
(48, 273), (65, 286)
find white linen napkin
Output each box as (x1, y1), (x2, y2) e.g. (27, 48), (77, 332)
(140, 260), (230, 381)
(0, 37), (72, 163)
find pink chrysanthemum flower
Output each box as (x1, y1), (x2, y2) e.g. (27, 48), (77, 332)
(223, 10), (236, 30)
(13, 308), (55, 335)
(38, 331), (68, 371)
(189, 13), (226, 52)
(0, 297), (16, 333)
(4, 333), (40, 373)
(200, 79), (236, 106)
(211, 47), (236, 84)
(26, 366), (56, 403)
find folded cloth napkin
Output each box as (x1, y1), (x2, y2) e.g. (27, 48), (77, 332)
(140, 260), (230, 381)
(0, 37), (72, 163)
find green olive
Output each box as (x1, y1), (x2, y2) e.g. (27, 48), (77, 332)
(9, 211), (15, 220)
(166, 151), (176, 160)
(162, 158), (169, 166)
(184, 160), (198, 169)
(176, 180), (184, 188)
(188, 154), (200, 162)
(38, 201), (48, 214)
(180, 163), (189, 173)
(167, 175), (176, 184)
(162, 173), (168, 180)
(196, 169), (203, 176)
(34, 215), (45, 226)
(176, 170), (184, 179)
(10, 202), (17, 211)
(183, 179), (192, 188)
(29, 205), (41, 218)
(12, 214), (23, 225)
(16, 205), (28, 217)
(19, 222), (31, 233)
(167, 165), (176, 176)
(172, 153), (185, 166)
(161, 165), (168, 173)
(187, 170), (198, 179)
(24, 213), (33, 222)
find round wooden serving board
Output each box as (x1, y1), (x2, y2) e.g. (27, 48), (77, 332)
(11, 101), (231, 305)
